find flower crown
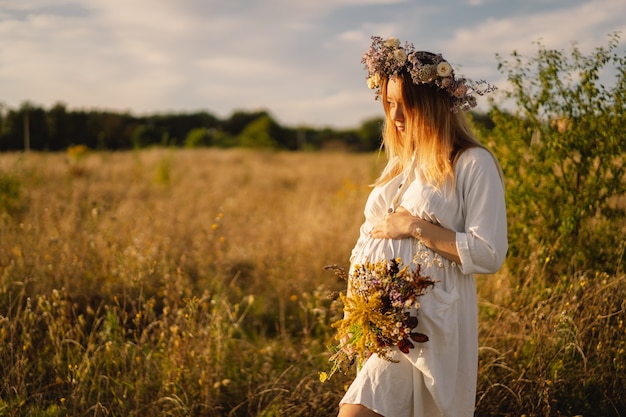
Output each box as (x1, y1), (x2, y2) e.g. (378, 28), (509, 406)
(362, 36), (496, 112)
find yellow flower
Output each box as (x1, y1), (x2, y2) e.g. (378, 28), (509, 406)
(367, 73), (381, 89)
(332, 291), (387, 358)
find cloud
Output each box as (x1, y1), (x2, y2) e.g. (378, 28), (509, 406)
(447, 0), (625, 60)
(0, 0), (624, 127)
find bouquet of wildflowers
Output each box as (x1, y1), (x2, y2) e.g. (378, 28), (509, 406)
(320, 258), (435, 382)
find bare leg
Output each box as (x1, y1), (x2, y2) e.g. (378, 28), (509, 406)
(338, 404), (384, 417)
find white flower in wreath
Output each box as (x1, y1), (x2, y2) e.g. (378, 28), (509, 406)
(436, 61), (452, 77)
(385, 37), (400, 48)
(393, 49), (407, 65)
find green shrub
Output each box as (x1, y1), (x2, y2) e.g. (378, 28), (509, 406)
(488, 32), (626, 278)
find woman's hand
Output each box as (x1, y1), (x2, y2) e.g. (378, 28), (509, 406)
(370, 206), (419, 239)
(371, 206), (462, 264)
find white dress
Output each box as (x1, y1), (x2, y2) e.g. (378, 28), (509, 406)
(340, 147), (508, 417)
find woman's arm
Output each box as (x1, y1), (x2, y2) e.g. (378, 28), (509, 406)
(369, 207), (461, 264)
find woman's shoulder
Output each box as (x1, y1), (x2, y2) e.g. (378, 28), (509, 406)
(456, 146), (499, 168)
(458, 145), (493, 161)
(455, 146), (502, 181)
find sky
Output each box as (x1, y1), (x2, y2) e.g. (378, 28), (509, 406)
(1, 0), (625, 129)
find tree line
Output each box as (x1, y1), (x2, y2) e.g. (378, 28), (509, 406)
(0, 102), (392, 152)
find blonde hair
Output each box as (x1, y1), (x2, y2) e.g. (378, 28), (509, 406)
(375, 73), (488, 187)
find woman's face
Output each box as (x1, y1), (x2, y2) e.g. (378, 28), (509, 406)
(386, 78), (405, 135)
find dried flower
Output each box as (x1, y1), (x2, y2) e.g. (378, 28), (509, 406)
(416, 64), (437, 82)
(454, 83), (468, 98)
(441, 77), (453, 88)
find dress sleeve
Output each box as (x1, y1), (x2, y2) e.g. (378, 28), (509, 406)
(455, 148), (508, 275)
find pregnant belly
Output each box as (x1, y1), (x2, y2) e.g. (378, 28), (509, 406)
(353, 236), (417, 268)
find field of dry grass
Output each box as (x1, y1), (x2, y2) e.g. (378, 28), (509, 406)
(1, 148), (624, 416)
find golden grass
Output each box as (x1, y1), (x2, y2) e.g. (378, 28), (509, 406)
(0, 148), (624, 416)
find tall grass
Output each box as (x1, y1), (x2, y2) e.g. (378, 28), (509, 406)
(0, 149), (624, 416)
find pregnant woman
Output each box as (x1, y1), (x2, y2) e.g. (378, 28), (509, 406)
(337, 36), (508, 417)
